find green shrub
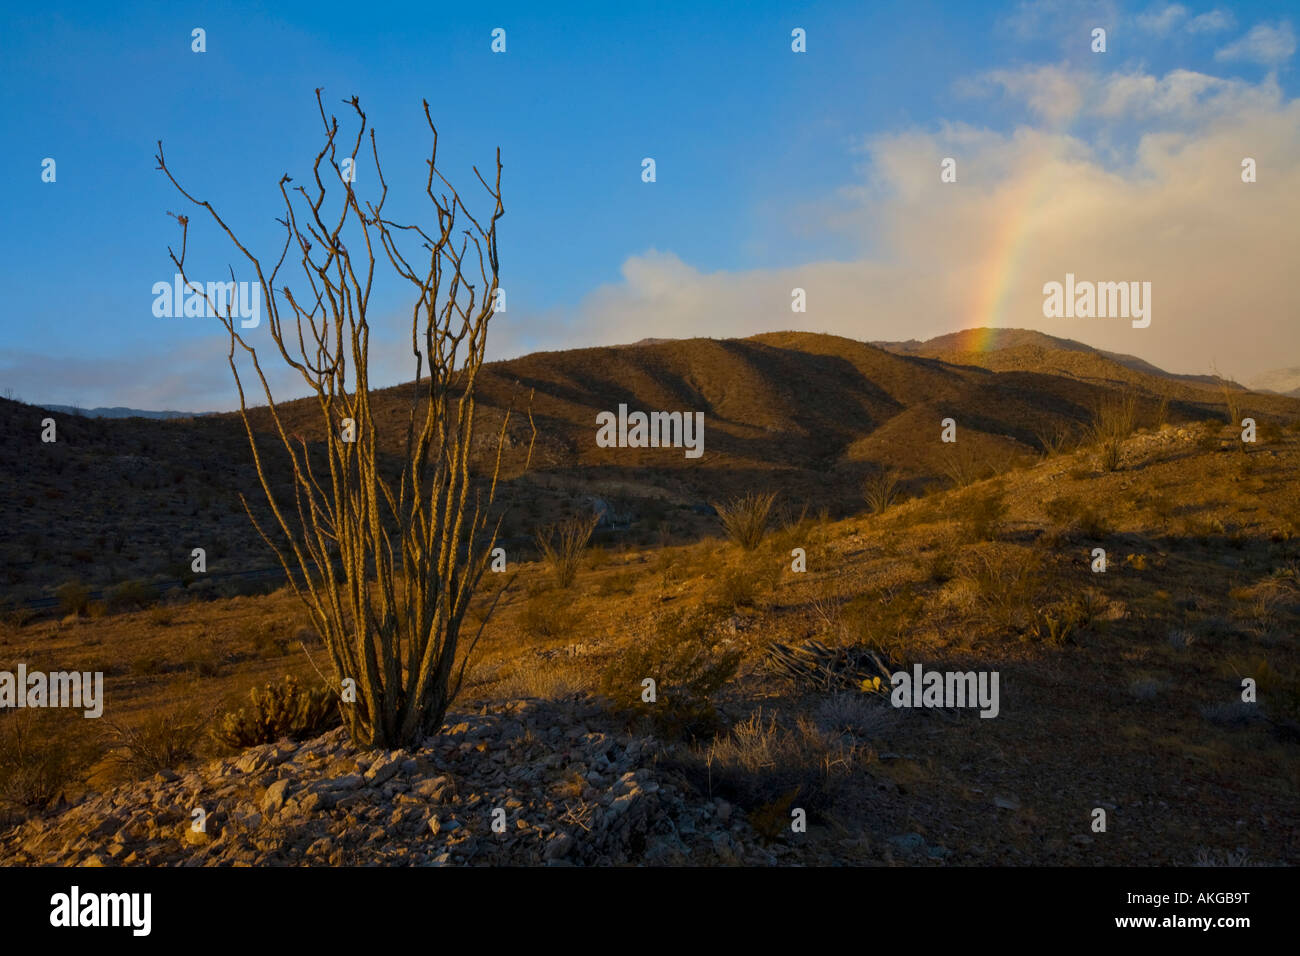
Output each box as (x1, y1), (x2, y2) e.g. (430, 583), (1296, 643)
(840, 587), (925, 662)
(595, 569), (637, 596)
(54, 580), (91, 617)
(964, 486), (1008, 541)
(1045, 495), (1112, 539)
(0, 709), (98, 811)
(710, 566), (759, 610)
(106, 579), (158, 613)
(520, 591), (580, 639)
(599, 607), (741, 739)
(212, 676), (340, 749)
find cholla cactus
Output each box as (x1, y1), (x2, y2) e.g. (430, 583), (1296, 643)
(213, 676), (338, 749)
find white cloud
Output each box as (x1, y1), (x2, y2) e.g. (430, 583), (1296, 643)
(963, 63), (1281, 126)
(1216, 21), (1297, 65)
(1186, 9), (1234, 34)
(965, 66), (1086, 124)
(530, 67), (1300, 382)
(1003, 0), (1120, 44)
(1137, 4), (1188, 35)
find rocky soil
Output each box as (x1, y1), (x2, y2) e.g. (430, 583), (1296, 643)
(1, 699), (783, 866)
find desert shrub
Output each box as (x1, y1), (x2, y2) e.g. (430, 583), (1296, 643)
(102, 703), (208, 776)
(941, 443), (991, 489)
(1044, 495), (1111, 539)
(181, 633), (222, 677)
(926, 550), (956, 583)
(1026, 605), (1076, 647)
(54, 579), (90, 616)
(1148, 491), (1176, 521)
(863, 469), (902, 515)
(960, 548), (1044, 633)
(963, 485), (1008, 541)
(1199, 700), (1261, 728)
(130, 654), (166, 676)
(599, 607), (741, 739)
(813, 693), (891, 738)
(595, 569), (637, 596)
(535, 513), (599, 589)
(105, 578), (158, 613)
(1089, 391), (1137, 471)
(1229, 659), (1300, 723)
(212, 676), (340, 749)
(714, 491), (777, 551)
(1155, 390), (1171, 428)
(250, 625), (288, 658)
(519, 590), (580, 639)
(0, 709), (98, 811)
(840, 586), (925, 661)
(293, 624), (324, 646)
(1130, 678), (1163, 700)
(1035, 422), (1075, 456)
(695, 709), (863, 832)
(711, 567), (758, 609)
(497, 656), (589, 701)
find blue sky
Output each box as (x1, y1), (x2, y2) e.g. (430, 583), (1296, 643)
(1, 0), (1297, 410)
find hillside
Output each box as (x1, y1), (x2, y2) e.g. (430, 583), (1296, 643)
(4, 412), (1299, 865)
(4, 329), (1299, 609)
(876, 328), (1239, 392)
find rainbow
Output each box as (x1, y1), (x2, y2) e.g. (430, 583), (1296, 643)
(966, 132), (1069, 349)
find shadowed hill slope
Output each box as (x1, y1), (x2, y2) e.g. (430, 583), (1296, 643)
(4, 329), (1298, 606)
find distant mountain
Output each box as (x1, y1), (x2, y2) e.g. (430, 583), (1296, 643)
(37, 404), (210, 420)
(874, 328), (1235, 391)
(1249, 367), (1300, 397)
(6, 329), (1299, 594)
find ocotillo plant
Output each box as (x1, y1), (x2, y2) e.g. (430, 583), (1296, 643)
(156, 91), (533, 747)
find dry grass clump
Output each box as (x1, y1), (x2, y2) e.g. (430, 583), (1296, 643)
(496, 656), (591, 701)
(694, 708), (865, 838)
(1035, 422), (1076, 457)
(535, 513), (599, 589)
(1089, 390), (1138, 471)
(102, 702), (209, 776)
(940, 443), (999, 489)
(715, 491), (777, 550)
(863, 469), (903, 515)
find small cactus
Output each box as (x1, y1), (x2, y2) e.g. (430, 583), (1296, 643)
(213, 676), (339, 749)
